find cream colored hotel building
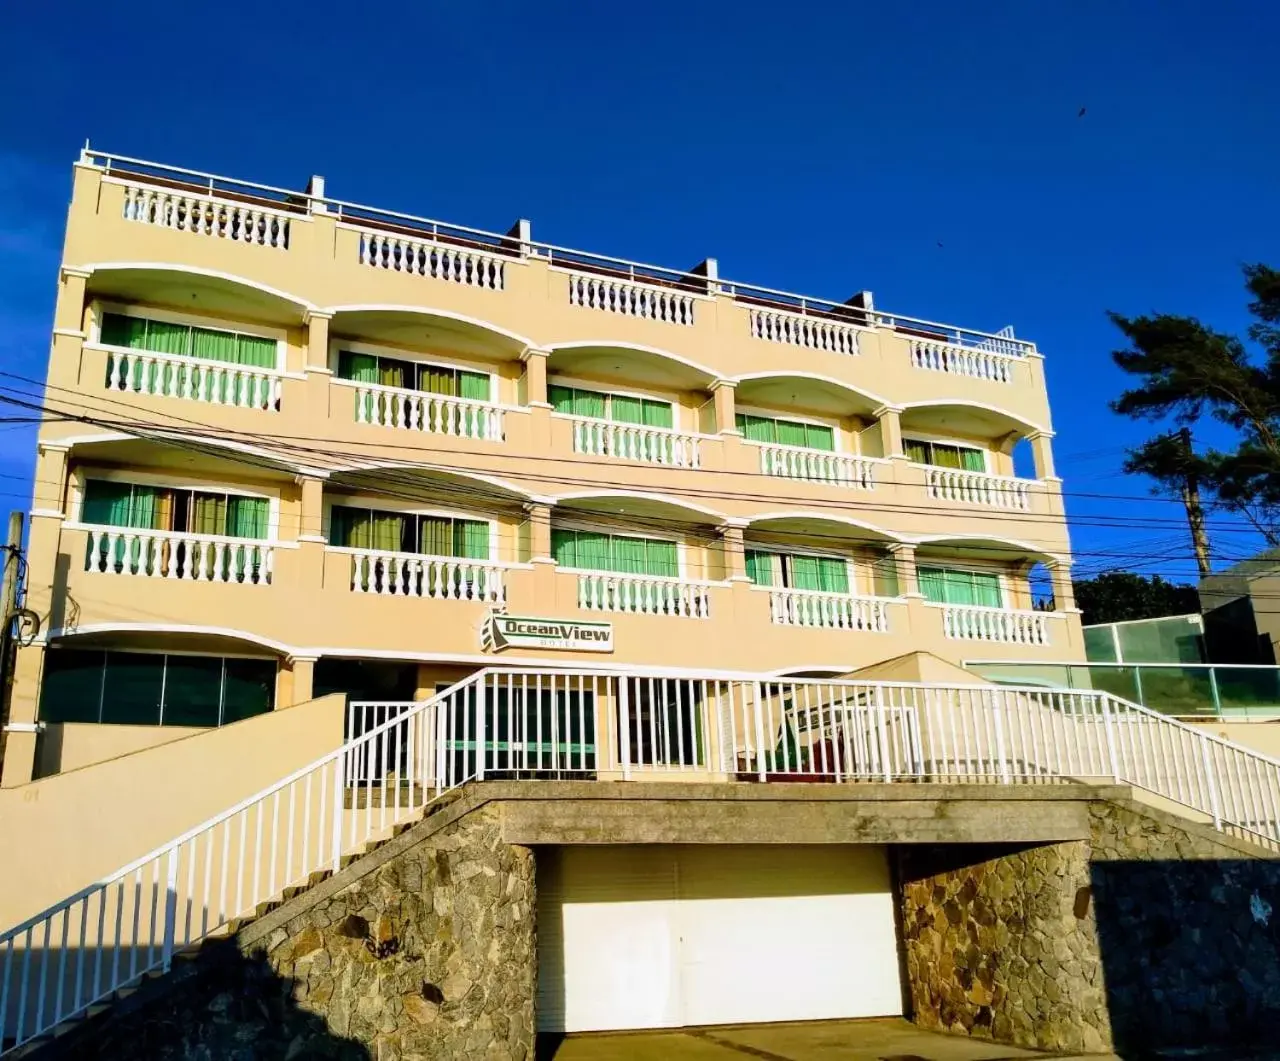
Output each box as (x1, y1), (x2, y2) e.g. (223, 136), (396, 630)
(0, 149), (1080, 787)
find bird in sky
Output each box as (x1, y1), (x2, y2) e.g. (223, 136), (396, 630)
(1078, 106), (1087, 118)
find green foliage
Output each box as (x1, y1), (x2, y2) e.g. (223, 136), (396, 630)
(1073, 572), (1200, 626)
(1110, 263), (1280, 548)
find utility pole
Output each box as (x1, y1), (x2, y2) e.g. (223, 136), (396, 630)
(1178, 427), (1213, 579)
(0, 511), (25, 769)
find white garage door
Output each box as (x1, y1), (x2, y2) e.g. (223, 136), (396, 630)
(537, 845), (903, 1033)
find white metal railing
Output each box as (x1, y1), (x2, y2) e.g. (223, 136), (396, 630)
(356, 230), (506, 290)
(346, 549), (507, 603)
(575, 572), (713, 618)
(767, 588), (891, 632)
(924, 467), (1032, 510)
(117, 179), (293, 250)
(940, 604), (1052, 645)
(346, 381), (504, 441)
(0, 672), (492, 1057)
(909, 337), (1017, 383)
(565, 416), (701, 468)
(756, 443), (881, 490)
(565, 271), (696, 326)
(83, 527), (273, 586)
(747, 306), (862, 355)
(83, 150), (1038, 358)
(103, 348), (282, 412)
(11, 662), (1280, 1053)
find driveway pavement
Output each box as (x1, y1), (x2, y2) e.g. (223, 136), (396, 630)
(539, 1017), (1120, 1061)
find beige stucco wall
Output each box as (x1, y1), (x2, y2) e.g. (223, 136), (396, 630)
(34, 722), (203, 777)
(0, 693), (346, 928)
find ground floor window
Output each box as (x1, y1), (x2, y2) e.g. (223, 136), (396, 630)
(918, 566), (1003, 607)
(39, 649), (276, 726)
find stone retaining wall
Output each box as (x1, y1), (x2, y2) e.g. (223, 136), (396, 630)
(898, 798), (1280, 1055)
(56, 804), (536, 1061)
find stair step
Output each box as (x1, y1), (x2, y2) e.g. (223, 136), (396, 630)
(87, 1002), (112, 1019)
(255, 900), (281, 918)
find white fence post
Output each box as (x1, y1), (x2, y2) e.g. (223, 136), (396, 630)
(753, 682), (768, 782)
(160, 847), (179, 972)
(992, 690), (1010, 784)
(1100, 695), (1121, 783)
(330, 753), (344, 873)
(1200, 738), (1223, 830)
(619, 678), (632, 781)
(475, 676), (487, 782)
(874, 685), (893, 782)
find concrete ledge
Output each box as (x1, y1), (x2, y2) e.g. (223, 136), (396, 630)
(480, 781), (1128, 846)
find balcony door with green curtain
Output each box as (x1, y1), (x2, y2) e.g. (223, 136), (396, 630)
(745, 548), (849, 593)
(552, 528), (679, 577)
(549, 384), (673, 428)
(904, 438), (985, 472)
(918, 566), (1003, 607)
(736, 413), (835, 451)
(331, 504), (492, 593)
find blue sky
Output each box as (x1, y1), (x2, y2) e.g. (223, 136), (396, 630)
(1, 0), (1276, 582)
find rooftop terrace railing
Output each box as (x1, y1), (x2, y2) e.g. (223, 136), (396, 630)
(80, 148), (1038, 357)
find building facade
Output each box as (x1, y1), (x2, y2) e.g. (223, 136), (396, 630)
(1, 149), (1081, 787)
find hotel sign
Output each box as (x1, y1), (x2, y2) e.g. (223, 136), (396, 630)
(484, 613), (614, 653)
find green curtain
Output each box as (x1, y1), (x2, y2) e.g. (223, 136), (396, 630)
(329, 506), (358, 547)
(905, 438), (930, 463)
(100, 313), (148, 349)
(961, 448), (985, 472)
(789, 554), (821, 590)
(421, 365), (456, 395)
(371, 513), (404, 552)
(610, 394), (644, 425)
(549, 385), (576, 414)
(775, 420), (808, 448)
(458, 371), (489, 401)
(551, 527), (578, 567)
(82, 480), (137, 527)
(227, 497), (268, 539)
(942, 569), (976, 605)
(642, 400), (673, 428)
(339, 351), (380, 383)
(420, 516), (453, 556)
(644, 540), (678, 577)
(379, 358), (408, 389)
(456, 520), (490, 559)
(803, 424), (836, 451)
(972, 572), (1002, 607)
(577, 531), (610, 570)
(745, 549), (774, 586)
(190, 327), (240, 363)
(145, 320), (191, 356)
(612, 536), (648, 573)
(817, 556), (849, 593)
(575, 389), (606, 418)
(236, 334), (277, 369)
(736, 414), (776, 443)
(191, 493), (227, 536)
(934, 444), (964, 469)
(918, 567), (949, 604)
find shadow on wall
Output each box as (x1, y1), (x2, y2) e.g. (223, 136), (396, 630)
(5, 941), (372, 1061)
(1093, 858), (1280, 1055)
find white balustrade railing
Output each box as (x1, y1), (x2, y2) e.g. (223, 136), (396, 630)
(747, 306), (862, 355)
(909, 337), (1017, 383)
(924, 467), (1032, 510)
(566, 416), (701, 468)
(83, 527), (273, 585)
(768, 588), (891, 632)
(576, 572), (712, 618)
(348, 382), (504, 441)
(357, 230), (506, 290)
(118, 180), (292, 249)
(756, 443), (880, 489)
(347, 549), (506, 603)
(11, 662), (1280, 1052)
(104, 349), (282, 412)
(566, 271), (696, 325)
(940, 604), (1051, 645)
